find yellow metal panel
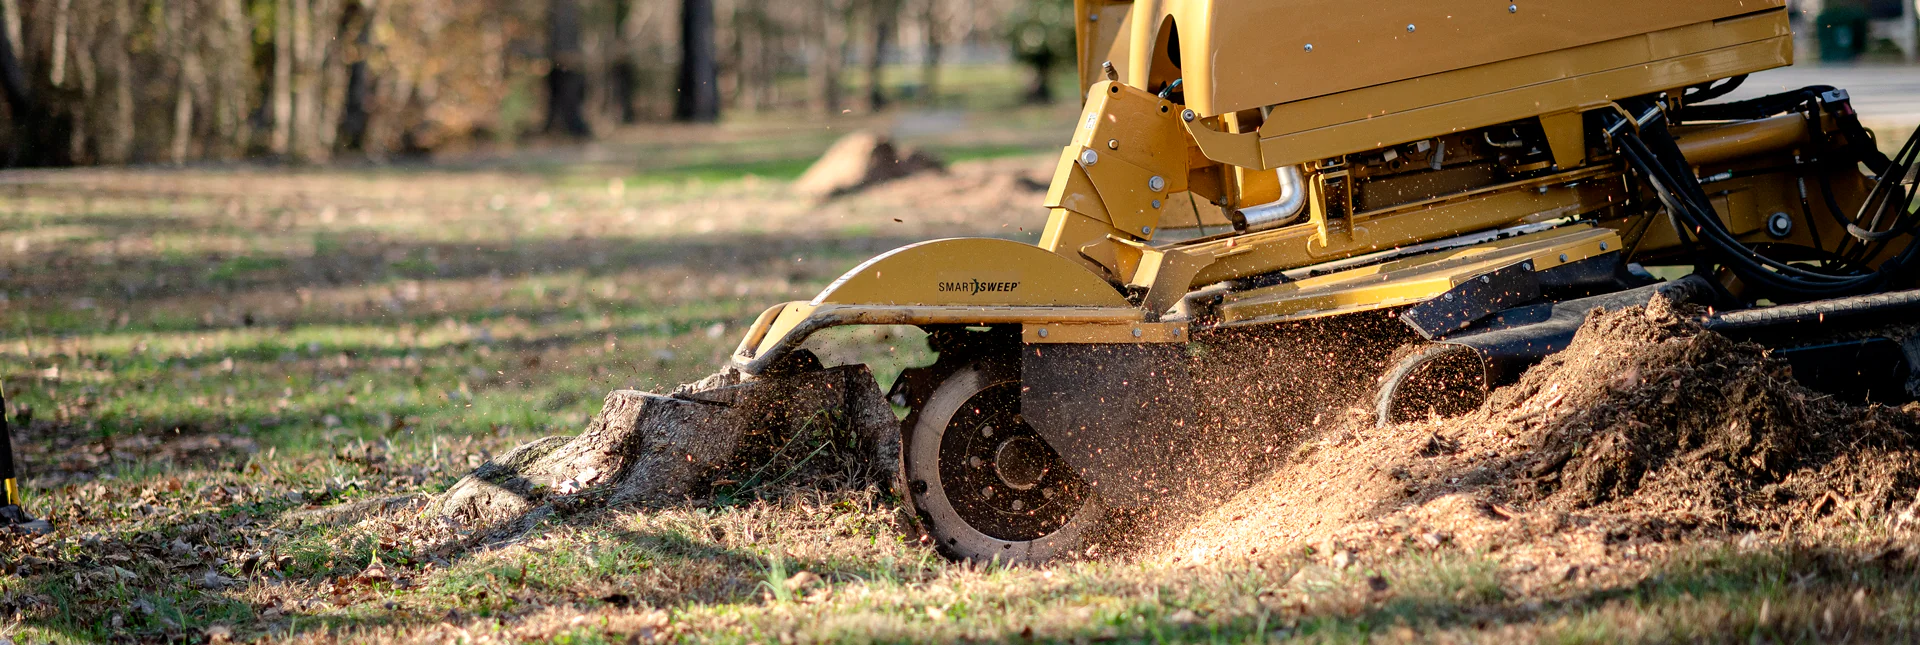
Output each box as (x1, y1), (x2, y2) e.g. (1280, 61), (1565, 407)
(1259, 14), (1788, 137)
(809, 238), (1130, 308)
(1673, 115), (1811, 167)
(1043, 151), (1114, 225)
(1255, 36), (1792, 169)
(1540, 112), (1587, 170)
(1072, 82), (1190, 189)
(1074, 0), (1133, 96)
(1080, 150), (1170, 238)
(1216, 225), (1622, 325)
(735, 302), (1146, 366)
(1023, 321), (1190, 344)
(1179, 168), (1624, 287)
(1179, 0), (1784, 117)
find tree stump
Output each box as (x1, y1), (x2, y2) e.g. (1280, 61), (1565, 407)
(433, 365), (900, 526)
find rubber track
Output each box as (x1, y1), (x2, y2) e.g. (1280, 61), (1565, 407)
(1706, 288), (1920, 332)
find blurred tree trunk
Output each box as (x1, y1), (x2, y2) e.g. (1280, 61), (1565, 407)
(811, 0), (848, 116)
(0, 0), (46, 166)
(545, 0), (591, 137)
(610, 0), (638, 123)
(210, 0), (252, 159)
(336, 0), (374, 152)
(918, 0), (940, 105)
(729, 0), (762, 112)
(164, 3), (202, 165)
(270, 0), (292, 155)
(1026, 53), (1055, 104)
(862, 0), (895, 112)
(675, 0), (718, 122)
(93, 0), (133, 164)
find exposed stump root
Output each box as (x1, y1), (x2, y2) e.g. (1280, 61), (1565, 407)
(432, 364), (900, 527)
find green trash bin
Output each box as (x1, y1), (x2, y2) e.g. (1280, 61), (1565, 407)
(1816, 6), (1871, 62)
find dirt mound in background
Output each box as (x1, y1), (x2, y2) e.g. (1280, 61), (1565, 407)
(791, 131), (946, 199)
(1168, 296), (1920, 587)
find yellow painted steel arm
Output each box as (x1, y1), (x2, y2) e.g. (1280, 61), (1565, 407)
(730, 238), (1136, 374)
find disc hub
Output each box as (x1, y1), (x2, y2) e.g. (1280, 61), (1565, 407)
(992, 436), (1049, 490)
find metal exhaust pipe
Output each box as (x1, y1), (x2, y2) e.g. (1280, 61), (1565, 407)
(1230, 165), (1308, 232)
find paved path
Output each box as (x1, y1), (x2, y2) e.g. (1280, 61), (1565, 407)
(1732, 64), (1920, 123)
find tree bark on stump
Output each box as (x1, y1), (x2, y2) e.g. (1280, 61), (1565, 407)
(433, 365), (900, 527)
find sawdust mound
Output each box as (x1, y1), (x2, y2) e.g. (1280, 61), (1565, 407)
(1170, 296), (1920, 578)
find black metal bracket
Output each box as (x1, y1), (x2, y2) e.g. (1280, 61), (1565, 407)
(1399, 260), (1542, 340)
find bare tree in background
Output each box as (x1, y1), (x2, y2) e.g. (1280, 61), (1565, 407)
(336, 0), (376, 153)
(918, 0), (943, 105)
(610, 0), (640, 124)
(1005, 0), (1072, 104)
(545, 0), (591, 137)
(862, 0), (897, 112)
(675, 0), (718, 122)
(811, 0), (850, 115)
(0, 0), (55, 166)
(0, 0), (1020, 166)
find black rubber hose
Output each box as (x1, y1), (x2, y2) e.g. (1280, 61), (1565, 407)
(1614, 122), (1919, 299)
(1681, 74), (1747, 106)
(1677, 85), (1834, 122)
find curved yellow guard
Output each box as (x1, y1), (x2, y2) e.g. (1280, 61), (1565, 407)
(732, 238), (1137, 373)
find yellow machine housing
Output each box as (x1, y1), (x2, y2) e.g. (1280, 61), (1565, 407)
(725, 0), (1920, 564)
(738, 0), (1817, 368)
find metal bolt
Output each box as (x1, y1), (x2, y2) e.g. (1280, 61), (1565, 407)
(1509, 4), (1518, 13)
(1148, 175), (1166, 192)
(1182, 109), (1196, 122)
(1080, 149), (1099, 165)
(1480, 275), (1491, 283)
(1767, 212), (1794, 237)
(1151, 199), (1162, 209)
(1407, 24), (1416, 32)
(1141, 226), (1152, 235)
(1444, 293), (1455, 301)
(1090, 12), (1099, 21)
(1132, 328), (1144, 338)
(1107, 139), (1119, 150)
(1559, 253), (1569, 262)
(1172, 328), (1182, 337)
(1599, 242), (1609, 251)
(1037, 327), (1049, 338)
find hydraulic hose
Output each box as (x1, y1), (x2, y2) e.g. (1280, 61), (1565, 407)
(1609, 102), (1920, 301)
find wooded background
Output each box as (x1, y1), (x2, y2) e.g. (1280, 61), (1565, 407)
(0, 0), (1073, 167)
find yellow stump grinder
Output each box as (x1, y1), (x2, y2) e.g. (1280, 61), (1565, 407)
(724, 0), (1920, 563)
(753, 0), (1918, 563)
(27, 1), (1920, 556)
